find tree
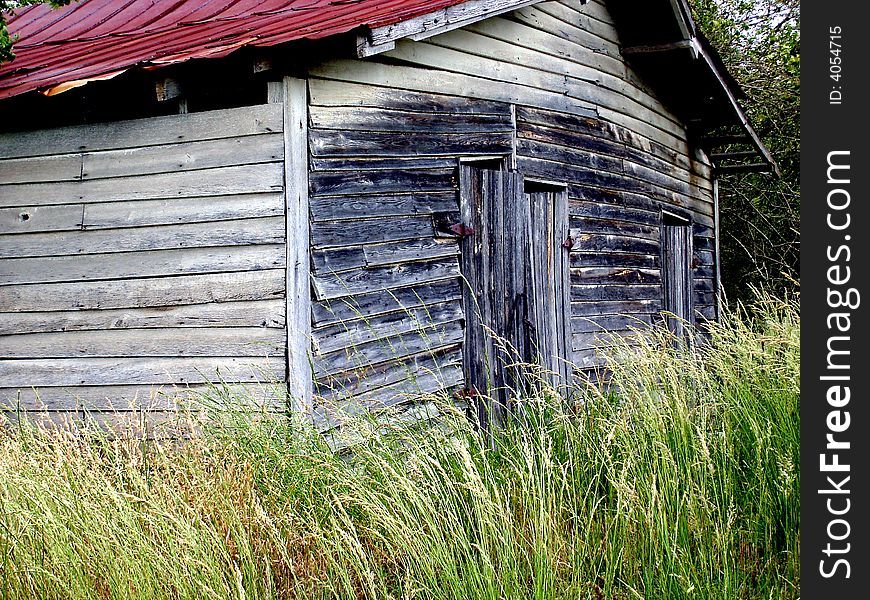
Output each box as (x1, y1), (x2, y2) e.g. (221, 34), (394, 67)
(1, 1), (72, 64)
(690, 0), (800, 302)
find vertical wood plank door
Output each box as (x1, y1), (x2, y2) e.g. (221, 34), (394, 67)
(661, 214), (694, 338)
(459, 166), (571, 433)
(527, 186), (572, 389)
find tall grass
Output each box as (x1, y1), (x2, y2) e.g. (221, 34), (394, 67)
(0, 293), (799, 599)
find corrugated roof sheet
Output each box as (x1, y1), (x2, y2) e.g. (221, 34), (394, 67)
(0, 0), (470, 100)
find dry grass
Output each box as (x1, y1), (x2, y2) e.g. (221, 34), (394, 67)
(0, 292), (799, 599)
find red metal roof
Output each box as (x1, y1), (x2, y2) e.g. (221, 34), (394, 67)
(0, 0), (470, 100)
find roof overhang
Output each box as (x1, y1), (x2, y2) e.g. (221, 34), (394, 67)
(356, 0), (541, 56)
(607, 0), (779, 177)
(1, 0), (778, 178)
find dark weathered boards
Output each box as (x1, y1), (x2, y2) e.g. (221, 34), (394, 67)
(459, 166), (527, 429)
(458, 166), (572, 431)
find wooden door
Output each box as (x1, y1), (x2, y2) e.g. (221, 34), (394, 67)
(527, 185), (572, 388)
(458, 166), (571, 431)
(661, 213), (694, 338)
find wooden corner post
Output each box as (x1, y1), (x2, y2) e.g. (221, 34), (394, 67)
(270, 78), (313, 414)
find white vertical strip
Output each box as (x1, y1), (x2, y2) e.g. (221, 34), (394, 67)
(281, 77), (313, 414)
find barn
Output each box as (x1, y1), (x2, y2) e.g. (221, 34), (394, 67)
(0, 0), (776, 431)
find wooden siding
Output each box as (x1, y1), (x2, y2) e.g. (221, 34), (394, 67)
(305, 89), (513, 412)
(1, 0), (719, 427)
(0, 104), (288, 421)
(307, 0), (716, 394)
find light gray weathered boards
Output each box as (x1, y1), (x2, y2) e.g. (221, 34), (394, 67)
(0, 0), (775, 432)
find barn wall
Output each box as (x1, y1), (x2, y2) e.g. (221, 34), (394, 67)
(306, 0), (716, 407)
(306, 91), (511, 416)
(0, 104), (289, 427)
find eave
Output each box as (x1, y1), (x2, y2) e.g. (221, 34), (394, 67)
(607, 0), (780, 177)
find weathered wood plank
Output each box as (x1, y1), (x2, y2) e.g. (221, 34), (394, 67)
(693, 250), (715, 269)
(517, 136), (624, 172)
(312, 237), (459, 273)
(0, 153), (82, 184)
(308, 78), (512, 114)
(309, 58), (597, 118)
(570, 267), (660, 286)
(382, 34), (685, 149)
(517, 123), (629, 168)
(622, 159), (712, 200)
(423, 27), (685, 136)
(696, 304), (716, 320)
(0, 244), (285, 285)
(312, 258), (461, 301)
(1, 382), (286, 412)
(570, 183), (713, 221)
(310, 129), (513, 157)
(621, 145), (713, 193)
(80, 134), (283, 180)
(365, 237), (459, 267)
(693, 222), (715, 238)
(312, 278), (462, 327)
(313, 299), (463, 356)
(309, 105), (513, 133)
(571, 313), (653, 335)
(277, 76), (314, 410)
(0, 269), (285, 312)
(311, 247), (367, 273)
(313, 320), (465, 377)
(693, 236), (715, 252)
(518, 132), (711, 204)
(0, 203), (84, 234)
(571, 347), (605, 370)
(0, 104), (283, 159)
(463, 12), (671, 110)
(0, 300), (285, 336)
(694, 290), (716, 306)
(516, 155), (643, 196)
(571, 298), (662, 317)
(571, 232), (659, 255)
(0, 357), (286, 387)
(310, 156), (456, 172)
(693, 278), (716, 294)
(0, 163), (284, 208)
(316, 347), (462, 402)
(311, 216), (434, 249)
(0, 327), (285, 359)
(572, 329), (641, 352)
(693, 265), (716, 279)
(326, 362), (463, 411)
(516, 106), (697, 175)
(572, 284), (660, 302)
(1, 410), (281, 439)
(0, 193), (283, 234)
(568, 184), (712, 226)
(310, 192), (457, 221)
(510, 3), (616, 55)
(570, 216), (660, 241)
(570, 251), (659, 269)
(0, 216), (284, 259)
(568, 199), (659, 226)
(310, 169), (455, 197)
(540, 1), (620, 42)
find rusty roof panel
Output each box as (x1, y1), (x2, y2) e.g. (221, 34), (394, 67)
(0, 0), (470, 100)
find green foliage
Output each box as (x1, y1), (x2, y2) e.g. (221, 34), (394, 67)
(690, 0), (800, 301)
(1, 294), (800, 599)
(0, 1), (72, 63)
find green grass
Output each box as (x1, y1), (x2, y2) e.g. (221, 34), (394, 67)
(0, 293), (799, 599)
